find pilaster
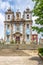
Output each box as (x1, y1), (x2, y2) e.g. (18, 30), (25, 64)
(23, 23), (25, 44)
(4, 23), (6, 42)
(10, 23), (13, 41)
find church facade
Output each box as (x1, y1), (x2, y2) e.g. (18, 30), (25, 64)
(4, 8), (32, 44)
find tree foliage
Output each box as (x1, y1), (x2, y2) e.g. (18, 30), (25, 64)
(32, 0), (43, 33)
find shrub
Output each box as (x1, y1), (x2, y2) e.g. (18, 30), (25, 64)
(10, 40), (14, 44)
(38, 48), (43, 53)
(2, 42), (5, 45)
(0, 41), (1, 44)
(41, 53), (43, 56)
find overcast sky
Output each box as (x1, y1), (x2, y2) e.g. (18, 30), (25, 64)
(0, 0), (39, 39)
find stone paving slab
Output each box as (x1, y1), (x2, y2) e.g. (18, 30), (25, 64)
(0, 49), (38, 56)
(0, 55), (43, 65)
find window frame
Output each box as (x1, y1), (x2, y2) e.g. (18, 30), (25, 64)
(27, 24), (29, 28)
(8, 15), (10, 19)
(27, 14), (29, 19)
(7, 25), (9, 29)
(27, 34), (29, 39)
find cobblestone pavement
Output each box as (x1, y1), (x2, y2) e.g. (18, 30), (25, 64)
(0, 55), (43, 65)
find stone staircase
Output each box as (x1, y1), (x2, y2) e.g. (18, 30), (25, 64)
(0, 44), (43, 50)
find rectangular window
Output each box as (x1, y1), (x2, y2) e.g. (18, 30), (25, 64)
(27, 24), (29, 28)
(27, 14), (29, 19)
(7, 25), (9, 29)
(27, 35), (29, 39)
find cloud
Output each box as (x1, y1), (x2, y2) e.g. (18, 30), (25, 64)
(0, 13), (5, 39)
(0, 0), (11, 12)
(0, 13), (4, 25)
(15, 0), (34, 10)
(1, 0), (34, 13)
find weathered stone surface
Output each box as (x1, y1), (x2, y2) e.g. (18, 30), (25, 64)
(0, 44), (43, 50)
(0, 55), (43, 65)
(0, 49), (38, 56)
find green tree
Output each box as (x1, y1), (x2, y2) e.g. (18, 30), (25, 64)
(32, 0), (43, 33)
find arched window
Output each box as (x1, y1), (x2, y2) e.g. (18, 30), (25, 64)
(8, 15), (10, 19)
(27, 14), (29, 19)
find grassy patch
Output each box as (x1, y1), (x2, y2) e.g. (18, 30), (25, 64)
(38, 48), (43, 56)
(41, 53), (43, 56)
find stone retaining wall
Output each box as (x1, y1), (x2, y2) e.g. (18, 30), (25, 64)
(0, 44), (43, 50)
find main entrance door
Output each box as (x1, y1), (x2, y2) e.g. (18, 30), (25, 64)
(16, 36), (20, 44)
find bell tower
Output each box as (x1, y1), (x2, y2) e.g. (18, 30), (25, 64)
(16, 9), (21, 20)
(23, 7), (32, 44)
(23, 7), (32, 20)
(4, 8), (14, 42)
